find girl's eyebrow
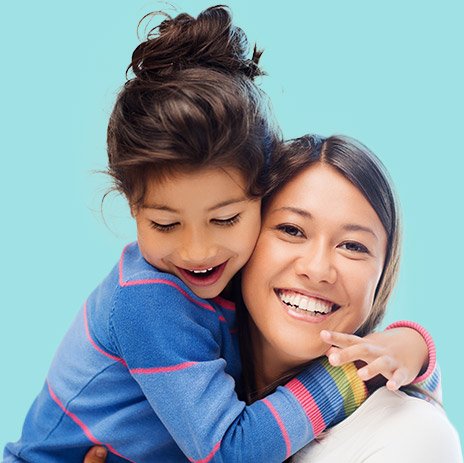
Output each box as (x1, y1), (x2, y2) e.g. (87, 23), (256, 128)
(207, 197), (248, 211)
(271, 206), (379, 239)
(143, 197), (248, 213)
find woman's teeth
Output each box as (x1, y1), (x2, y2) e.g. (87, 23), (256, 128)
(278, 290), (338, 315)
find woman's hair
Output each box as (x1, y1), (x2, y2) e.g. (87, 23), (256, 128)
(237, 134), (402, 404)
(107, 5), (279, 207)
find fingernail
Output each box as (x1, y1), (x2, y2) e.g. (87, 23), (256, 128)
(329, 353), (339, 365)
(96, 447), (107, 458)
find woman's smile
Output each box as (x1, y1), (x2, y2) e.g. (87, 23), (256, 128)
(276, 289), (341, 322)
(242, 162), (387, 374)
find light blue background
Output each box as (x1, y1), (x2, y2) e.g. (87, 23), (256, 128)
(1, 0), (463, 454)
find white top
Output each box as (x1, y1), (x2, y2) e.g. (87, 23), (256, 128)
(294, 387), (462, 463)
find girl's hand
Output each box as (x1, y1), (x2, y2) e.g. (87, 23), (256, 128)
(83, 446), (107, 463)
(321, 327), (428, 391)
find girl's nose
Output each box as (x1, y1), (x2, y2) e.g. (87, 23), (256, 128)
(178, 229), (217, 266)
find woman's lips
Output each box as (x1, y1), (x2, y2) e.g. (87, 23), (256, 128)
(275, 289), (340, 323)
(177, 261), (227, 287)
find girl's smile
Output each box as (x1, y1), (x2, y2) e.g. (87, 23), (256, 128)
(134, 167), (262, 299)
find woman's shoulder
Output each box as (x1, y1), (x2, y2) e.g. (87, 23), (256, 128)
(294, 387), (462, 463)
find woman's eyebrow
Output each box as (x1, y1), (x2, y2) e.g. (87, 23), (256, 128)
(270, 206), (312, 219)
(271, 207), (380, 239)
(342, 224), (379, 239)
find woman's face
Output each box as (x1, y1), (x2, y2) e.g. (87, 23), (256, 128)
(241, 163), (387, 378)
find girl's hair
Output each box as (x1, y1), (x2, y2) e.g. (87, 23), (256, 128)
(107, 5), (279, 207)
(237, 134), (402, 404)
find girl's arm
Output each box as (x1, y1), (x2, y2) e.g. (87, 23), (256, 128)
(108, 281), (368, 462)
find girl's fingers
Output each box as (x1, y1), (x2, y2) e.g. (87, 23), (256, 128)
(320, 330), (363, 348)
(357, 355), (398, 381)
(83, 447), (107, 463)
(386, 367), (409, 391)
(327, 342), (383, 366)
(325, 346), (340, 358)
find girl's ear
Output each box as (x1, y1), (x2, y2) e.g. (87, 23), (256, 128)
(130, 204), (138, 218)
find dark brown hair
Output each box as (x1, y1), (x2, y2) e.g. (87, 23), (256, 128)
(237, 134), (402, 404)
(106, 5), (279, 208)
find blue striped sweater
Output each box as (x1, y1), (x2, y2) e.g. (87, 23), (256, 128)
(4, 242), (439, 462)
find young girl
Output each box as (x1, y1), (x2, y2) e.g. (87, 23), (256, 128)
(5, 7), (440, 463)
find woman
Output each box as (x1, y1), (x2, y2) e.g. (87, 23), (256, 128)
(85, 135), (461, 462)
(238, 134), (461, 461)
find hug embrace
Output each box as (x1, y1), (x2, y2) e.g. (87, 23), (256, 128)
(5, 5), (461, 463)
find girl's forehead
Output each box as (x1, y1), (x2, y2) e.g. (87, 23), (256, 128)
(142, 167), (250, 211)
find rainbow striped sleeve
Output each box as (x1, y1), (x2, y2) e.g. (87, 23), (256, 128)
(253, 358), (367, 459)
(286, 358), (368, 433)
(386, 320), (442, 403)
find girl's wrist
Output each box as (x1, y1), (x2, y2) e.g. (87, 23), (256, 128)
(385, 320), (436, 383)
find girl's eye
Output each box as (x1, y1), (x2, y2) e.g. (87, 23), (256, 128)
(275, 224), (305, 238)
(340, 241), (369, 254)
(212, 214), (241, 227)
(150, 221), (179, 232)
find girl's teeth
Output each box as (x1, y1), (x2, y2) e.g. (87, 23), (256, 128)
(192, 267), (214, 274)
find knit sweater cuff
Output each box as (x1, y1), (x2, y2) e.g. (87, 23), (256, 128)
(286, 357), (367, 435)
(385, 320), (436, 383)
(386, 320), (442, 401)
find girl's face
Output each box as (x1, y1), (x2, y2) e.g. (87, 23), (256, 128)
(241, 163), (387, 380)
(134, 167), (261, 299)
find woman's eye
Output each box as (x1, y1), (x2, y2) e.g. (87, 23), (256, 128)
(275, 224), (305, 238)
(212, 214), (241, 227)
(150, 221), (178, 232)
(340, 241), (369, 253)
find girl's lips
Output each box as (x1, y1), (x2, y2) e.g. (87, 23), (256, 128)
(177, 261), (227, 287)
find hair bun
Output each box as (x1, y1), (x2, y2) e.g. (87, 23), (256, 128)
(130, 5), (263, 80)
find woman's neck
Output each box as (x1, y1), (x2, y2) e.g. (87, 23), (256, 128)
(249, 321), (297, 393)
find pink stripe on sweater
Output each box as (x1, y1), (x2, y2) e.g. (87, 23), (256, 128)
(262, 398), (291, 459)
(212, 296), (235, 311)
(286, 378), (326, 436)
(188, 440), (222, 463)
(47, 382), (135, 462)
(130, 361), (197, 374)
(83, 301), (127, 367)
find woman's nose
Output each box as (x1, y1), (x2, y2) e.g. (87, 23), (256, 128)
(294, 243), (337, 284)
